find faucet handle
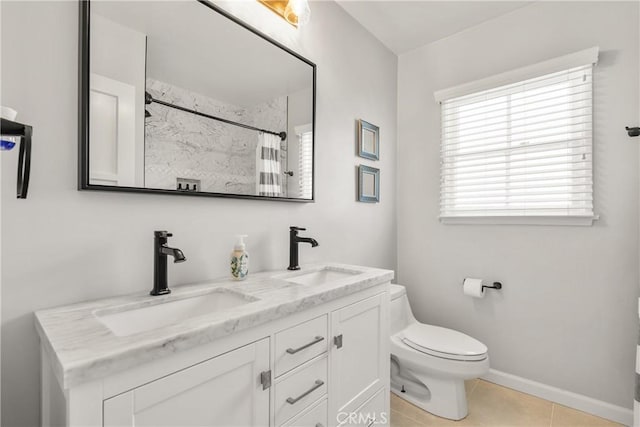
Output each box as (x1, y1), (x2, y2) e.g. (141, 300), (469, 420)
(154, 230), (173, 238)
(290, 226), (306, 232)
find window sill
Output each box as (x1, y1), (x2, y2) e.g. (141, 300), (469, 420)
(439, 215), (599, 226)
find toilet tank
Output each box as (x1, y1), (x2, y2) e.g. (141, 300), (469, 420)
(390, 284), (414, 334)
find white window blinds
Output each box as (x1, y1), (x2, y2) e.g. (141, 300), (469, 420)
(439, 63), (595, 222)
(297, 125), (313, 199)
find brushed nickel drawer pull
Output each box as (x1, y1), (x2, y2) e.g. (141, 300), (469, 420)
(286, 336), (325, 354)
(286, 380), (324, 404)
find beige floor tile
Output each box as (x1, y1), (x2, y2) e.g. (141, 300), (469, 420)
(390, 392), (427, 421)
(391, 409), (426, 427)
(465, 380), (553, 426)
(389, 390), (475, 426)
(465, 379), (479, 396)
(390, 381), (620, 427)
(391, 407), (463, 426)
(391, 393), (405, 412)
(391, 380), (477, 413)
(551, 404), (622, 427)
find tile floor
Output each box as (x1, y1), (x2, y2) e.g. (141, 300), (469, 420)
(390, 379), (623, 427)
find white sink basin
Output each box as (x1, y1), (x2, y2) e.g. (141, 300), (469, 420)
(95, 290), (257, 337)
(285, 267), (360, 286)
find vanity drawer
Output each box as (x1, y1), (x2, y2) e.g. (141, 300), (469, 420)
(281, 397), (328, 427)
(275, 356), (328, 426)
(275, 315), (328, 377)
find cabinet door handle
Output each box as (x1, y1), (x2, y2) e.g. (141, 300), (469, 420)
(286, 336), (325, 354)
(334, 334), (343, 349)
(286, 380), (324, 405)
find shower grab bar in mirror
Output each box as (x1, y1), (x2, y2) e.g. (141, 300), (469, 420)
(145, 92), (287, 141)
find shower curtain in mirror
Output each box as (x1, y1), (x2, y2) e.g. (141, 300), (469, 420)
(256, 132), (281, 197)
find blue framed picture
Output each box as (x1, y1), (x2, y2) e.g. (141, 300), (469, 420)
(357, 119), (379, 160)
(358, 165), (380, 203)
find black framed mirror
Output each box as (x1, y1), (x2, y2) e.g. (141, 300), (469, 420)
(79, 0), (316, 201)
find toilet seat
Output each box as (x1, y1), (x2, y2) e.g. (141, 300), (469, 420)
(401, 323), (488, 362)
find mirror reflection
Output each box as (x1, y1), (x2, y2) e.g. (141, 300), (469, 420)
(85, 1), (315, 200)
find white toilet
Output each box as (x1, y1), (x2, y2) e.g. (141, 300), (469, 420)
(389, 284), (489, 420)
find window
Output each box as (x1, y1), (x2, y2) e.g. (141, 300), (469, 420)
(437, 49), (598, 225)
(296, 124), (313, 199)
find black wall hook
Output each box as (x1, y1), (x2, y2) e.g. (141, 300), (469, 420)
(481, 282), (503, 291)
(1, 118), (32, 199)
(626, 126), (639, 137)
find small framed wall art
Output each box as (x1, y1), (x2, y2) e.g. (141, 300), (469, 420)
(358, 164), (380, 203)
(357, 119), (379, 160)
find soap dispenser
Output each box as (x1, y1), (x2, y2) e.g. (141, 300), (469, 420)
(231, 235), (249, 281)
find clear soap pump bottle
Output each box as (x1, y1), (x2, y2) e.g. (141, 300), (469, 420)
(231, 235), (249, 281)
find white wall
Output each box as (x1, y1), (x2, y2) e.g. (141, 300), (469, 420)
(0, 2), (397, 425)
(397, 1), (639, 410)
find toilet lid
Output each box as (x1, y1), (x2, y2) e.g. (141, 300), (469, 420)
(402, 323), (488, 362)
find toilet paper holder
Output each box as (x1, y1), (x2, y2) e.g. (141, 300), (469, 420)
(482, 282), (503, 291)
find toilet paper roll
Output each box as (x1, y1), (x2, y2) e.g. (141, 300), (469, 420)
(463, 278), (485, 298)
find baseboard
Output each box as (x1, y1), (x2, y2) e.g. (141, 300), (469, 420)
(482, 369), (633, 426)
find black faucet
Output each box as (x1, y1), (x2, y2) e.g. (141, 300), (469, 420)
(288, 226), (319, 270)
(151, 230), (186, 296)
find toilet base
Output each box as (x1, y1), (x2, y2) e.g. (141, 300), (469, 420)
(391, 370), (468, 420)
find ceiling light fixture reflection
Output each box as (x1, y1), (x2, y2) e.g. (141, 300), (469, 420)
(258, 0), (311, 27)
(284, 0), (311, 26)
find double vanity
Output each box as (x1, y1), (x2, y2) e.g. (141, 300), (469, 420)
(36, 264), (393, 426)
(44, 0), (394, 423)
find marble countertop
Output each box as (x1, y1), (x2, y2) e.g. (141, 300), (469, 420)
(35, 263), (393, 389)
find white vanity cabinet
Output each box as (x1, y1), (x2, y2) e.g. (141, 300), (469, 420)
(38, 270), (391, 427)
(331, 294), (389, 426)
(103, 338), (270, 426)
